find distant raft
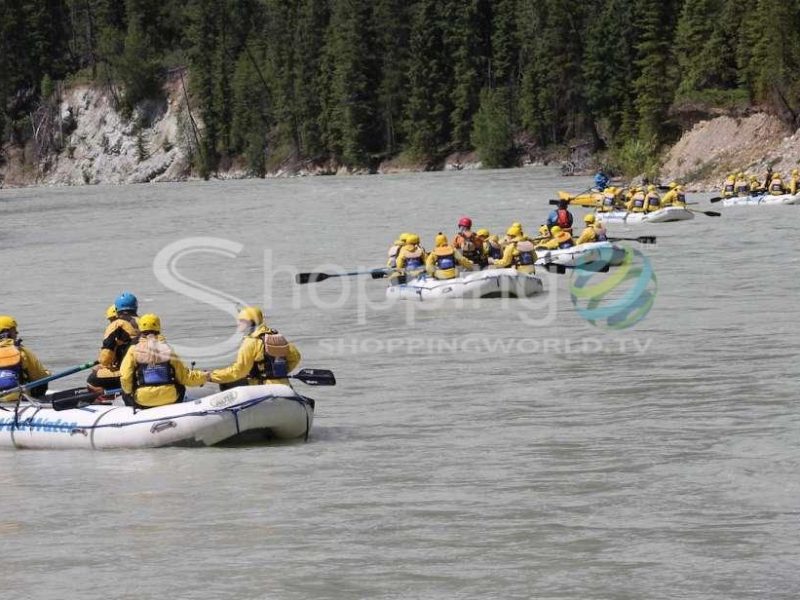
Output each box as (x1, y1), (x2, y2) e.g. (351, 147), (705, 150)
(535, 241), (625, 267)
(597, 206), (694, 224)
(386, 268), (544, 301)
(0, 384), (314, 449)
(721, 193), (800, 207)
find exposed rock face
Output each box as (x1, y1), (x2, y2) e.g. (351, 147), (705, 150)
(660, 113), (797, 191)
(39, 82), (191, 186)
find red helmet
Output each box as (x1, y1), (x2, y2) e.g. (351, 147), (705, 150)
(458, 217), (472, 228)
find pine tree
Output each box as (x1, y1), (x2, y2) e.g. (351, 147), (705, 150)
(373, 0), (411, 155)
(319, 0), (380, 167)
(445, 0), (484, 150)
(472, 87), (514, 167)
(633, 0), (675, 143)
(582, 0), (637, 139)
(403, 0), (452, 159)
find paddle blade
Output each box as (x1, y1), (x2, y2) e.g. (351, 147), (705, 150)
(637, 236), (657, 244)
(702, 210), (721, 217)
(51, 387), (102, 411)
(548, 199), (560, 205)
(371, 269), (389, 279)
(292, 368), (336, 386)
(709, 196), (723, 203)
(296, 272), (330, 284)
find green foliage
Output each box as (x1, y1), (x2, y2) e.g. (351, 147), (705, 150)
(609, 138), (660, 179)
(7, 0), (800, 176)
(471, 87), (514, 168)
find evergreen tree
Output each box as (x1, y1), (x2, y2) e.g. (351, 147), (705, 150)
(633, 0), (675, 143)
(445, 0), (484, 150)
(403, 0), (452, 159)
(319, 0), (380, 166)
(373, 0), (411, 154)
(472, 87), (514, 167)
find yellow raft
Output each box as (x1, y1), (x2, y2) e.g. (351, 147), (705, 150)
(557, 190), (603, 207)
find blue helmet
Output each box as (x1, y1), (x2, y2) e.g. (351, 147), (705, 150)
(114, 292), (138, 313)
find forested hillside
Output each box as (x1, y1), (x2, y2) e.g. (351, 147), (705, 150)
(2, 0), (800, 178)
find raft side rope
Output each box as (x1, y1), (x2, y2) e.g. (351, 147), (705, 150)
(3, 395), (311, 433)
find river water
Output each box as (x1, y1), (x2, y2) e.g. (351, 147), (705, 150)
(1, 169), (799, 599)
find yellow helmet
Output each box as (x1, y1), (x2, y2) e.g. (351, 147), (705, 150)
(506, 225), (522, 237)
(0, 315), (18, 332)
(434, 232), (448, 247)
(488, 234), (499, 243)
(138, 313), (161, 333)
(105, 305), (117, 320)
(511, 222), (522, 230)
(400, 232), (411, 242)
(237, 306), (264, 326)
(584, 213), (596, 224)
(647, 184), (657, 192)
(405, 233), (420, 245)
(669, 181), (678, 189)
(773, 172), (781, 179)
(476, 228), (490, 237)
(538, 224), (550, 236)
(737, 172), (744, 178)
(550, 225), (562, 235)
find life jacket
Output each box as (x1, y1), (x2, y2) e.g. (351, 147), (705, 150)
(387, 245), (400, 269)
(632, 192), (645, 208)
(602, 193), (615, 207)
(770, 178), (784, 194)
(556, 208), (572, 229)
(250, 331), (290, 380)
(723, 178), (735, 194)
(133, 338), (176, 388)
(594, 226), (608, 241)
(645, 193), (660, 209)
(735, 180), (749, 195)
(401, 247), (424, 270)
(555, 232), (574, 249)
(0, 344), (23, 392)
(456, 231), (481, 262)
(514, 240), (536, 266)
(433, 246), (457, 271)
(676, 191), (686, 204)
(487, 242), (503, 260)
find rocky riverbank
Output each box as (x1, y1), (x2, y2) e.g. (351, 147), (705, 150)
(2, 79), (798, 191)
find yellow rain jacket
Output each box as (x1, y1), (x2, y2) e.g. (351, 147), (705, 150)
(211, 324), (301, 387)
(492, 238), (537, 274)
(722, 174), (736, 197)
(627, 190), (646, 213)
(644, 191), (661, 213)
(0, 338), (50, 401)
(120, 335), (206, 408)
(97, 315), (139, 374)
(575, 225), (598, 245)
(536, 230), (574, 251)
(425, 245), (474, 280)
(395, 244), (427, 275)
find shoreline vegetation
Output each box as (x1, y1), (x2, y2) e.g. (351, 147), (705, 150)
(3, 1), (800, 191)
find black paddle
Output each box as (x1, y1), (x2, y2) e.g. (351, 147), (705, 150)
(291, 368), (336, 386)
(51, 386), (106, 411)
(541, 262), (610, 275)
(296, 269), (388, 284)
(607, 236), (656, 244)
(687, 207), (721, 217)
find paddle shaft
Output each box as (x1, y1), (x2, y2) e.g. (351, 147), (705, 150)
(0, 360), (98, 401)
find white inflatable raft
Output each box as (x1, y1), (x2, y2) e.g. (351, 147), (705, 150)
(535, 241), (625, 267)
(721, 193), (800, 207)
(386, 268), (544, 301)
(599, 206), (694, 223)
(0, 384), (314, 449)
